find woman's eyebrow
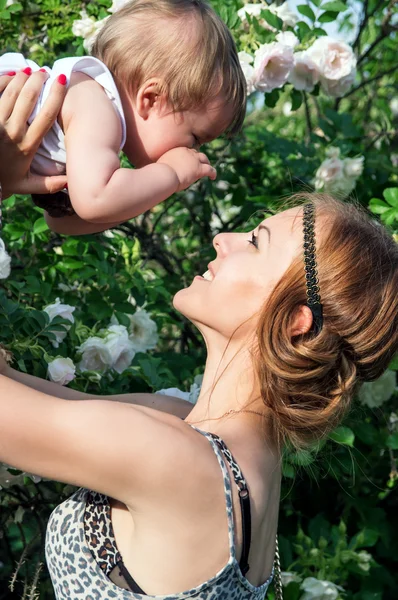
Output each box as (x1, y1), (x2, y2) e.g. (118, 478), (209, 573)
(258, 225), (271, 243)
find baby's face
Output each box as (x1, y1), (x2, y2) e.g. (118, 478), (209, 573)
(125, 91), (234, 167)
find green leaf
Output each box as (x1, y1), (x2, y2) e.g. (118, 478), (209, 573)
(297, 4), (316, 21)
(260, 9), (283, 30)
(7, 2), (22, 12)
(0, 0), (7, 10)
(321, 0), (347, 11)
(282, 462), (295, 478)
(309, 0), (322, 6)
(389, 354), (398, 370)
(386, 433), (398, 450)
(291, 89), (303, 111)
(329, 426), (355, 446)
(312, 27), (328, 35)
(369, 198), (390, 214)
(318, 11), (338, 23)
(296, 20), (311, 40)
(264, 88), (281, 108)
(383, 187), (398, 208)
(33, 217), (49, 235)
(350, 528), (379, 548)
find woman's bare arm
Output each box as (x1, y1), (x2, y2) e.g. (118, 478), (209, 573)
(4, 365), (192, 418)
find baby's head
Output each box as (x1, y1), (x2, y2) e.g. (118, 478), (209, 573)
(92, 0), (246, 165)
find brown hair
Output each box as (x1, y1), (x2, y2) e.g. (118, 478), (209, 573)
(92, 0), (246, 136)
(256, 193), (398, 450)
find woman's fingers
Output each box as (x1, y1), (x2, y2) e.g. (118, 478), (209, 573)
(9, 70), (50, 132)
(15, 173), (67, 196)
(0, 71), (31, 124)
(0, 73), (16, 95)
(24, 74), (67, 153)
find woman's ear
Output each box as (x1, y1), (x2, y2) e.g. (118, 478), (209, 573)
(291, 305), (313, 337)
(135, 78), (166, 120)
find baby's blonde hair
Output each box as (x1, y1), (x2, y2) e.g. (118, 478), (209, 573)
(92, 0), (246, 136)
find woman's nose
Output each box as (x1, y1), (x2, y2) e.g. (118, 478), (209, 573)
(213, 232), (239, 257)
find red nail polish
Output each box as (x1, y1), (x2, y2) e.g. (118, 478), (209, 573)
(22, 67), (32, 75)
(6, 71), (16, 76)
(64, 183), (68, 190)
(39, 68), (47, 72)
(58, 74), (67, 85)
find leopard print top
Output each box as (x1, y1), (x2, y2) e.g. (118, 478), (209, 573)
(45, 424), (274, 599)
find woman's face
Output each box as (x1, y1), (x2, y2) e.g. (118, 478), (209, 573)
(173, 207), (308, 340)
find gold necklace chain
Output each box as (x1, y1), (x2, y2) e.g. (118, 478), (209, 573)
(188, 408), (266, 425)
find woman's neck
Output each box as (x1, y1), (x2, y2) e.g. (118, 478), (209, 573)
(185, 336), (269, 438)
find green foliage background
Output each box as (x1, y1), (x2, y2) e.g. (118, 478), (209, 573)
(0, 0), (397, 598)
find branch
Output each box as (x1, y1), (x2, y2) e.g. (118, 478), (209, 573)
(357, 0), (397, 65)
(352, 0), (370, 50)
(303, 92), (313, 143)
(341, 65), (397, 99)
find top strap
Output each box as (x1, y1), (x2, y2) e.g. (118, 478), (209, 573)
(207, 432), (252, 576)
(189, 425), (251, 574)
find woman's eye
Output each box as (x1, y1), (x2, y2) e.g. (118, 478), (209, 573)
(248, 232), (258, 248)
(193, 134), (200, 145)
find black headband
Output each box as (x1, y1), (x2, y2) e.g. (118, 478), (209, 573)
(303, 203), (323, 334)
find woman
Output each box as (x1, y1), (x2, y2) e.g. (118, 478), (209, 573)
(0, 72), (397, 600)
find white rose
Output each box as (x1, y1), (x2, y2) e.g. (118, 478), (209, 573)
(237, 3), (264, 23)
(254, 42), (294, 93)
(108, 0), (130, 12)
(104, 324), (136, 374)
(276, 31), (299, 49)
(0, 239), (11, 279)
(281, 571), (302, 586)
(78, 336), (113, 373)
(72, 11), (108, 52)
(238, 2), (298, 31)
(358, 370), (397, 408)
(44, 298), (75, 348)
(314, 157), (344, 190)
(300, 577), (344, 600)
(238, 51), (256, 95)
(343, 156), (364, 178)
(320, 69), (356, 97)
(47, 357), (76, 386)
(288, 51), (320, 92)
(156, 387), (191, 401)
(127, 309), (159, 353)
(272, 2), (298, 28)
(308, 37), (356, 97)
(308, 37), (356, 80)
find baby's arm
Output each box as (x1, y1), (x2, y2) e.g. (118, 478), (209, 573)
(44, 212), (120, 235)
(62, 74), (214, 224)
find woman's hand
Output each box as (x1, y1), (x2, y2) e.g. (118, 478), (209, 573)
(0, 69), (68, 198)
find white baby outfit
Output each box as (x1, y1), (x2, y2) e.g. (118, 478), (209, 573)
(0, 53), (127, 177)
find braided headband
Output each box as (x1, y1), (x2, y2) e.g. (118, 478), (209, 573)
(303, 203), (323, 334)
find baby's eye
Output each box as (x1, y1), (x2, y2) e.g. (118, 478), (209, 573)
(247, 232), (258, 248)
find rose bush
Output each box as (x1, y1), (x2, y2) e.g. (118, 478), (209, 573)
(0, 0), (397, 598)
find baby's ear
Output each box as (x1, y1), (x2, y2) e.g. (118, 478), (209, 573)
(136, 78), (166, 118)
(290, 305), (313, 337)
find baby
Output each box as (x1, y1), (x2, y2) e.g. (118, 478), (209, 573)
(0, 0), (246, 235)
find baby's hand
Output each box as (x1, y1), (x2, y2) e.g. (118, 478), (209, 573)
(157, 147), (217, 192)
